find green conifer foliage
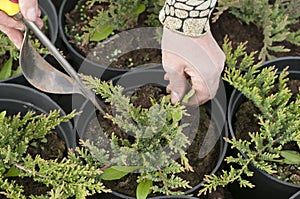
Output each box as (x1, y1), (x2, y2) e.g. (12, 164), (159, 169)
(200, 37), (300, 195)
(0, 110), (109, 198)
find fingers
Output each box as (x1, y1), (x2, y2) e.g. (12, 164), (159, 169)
(0, 10), (24, 49)
(161, 28), (225, 106)
(19, 0), (39, 21)
(35, 16), (44, 29)
(162, 47), (223, 106)
(165, 72), (187, 104)
(162, 43), (219, 105)
(0, 11), (24, 30)
(19, 0), (43, 28)
(162, 51), (188, 104)
(35, 8), (44, 29)
(0, 25), (23, 49)
(163, 54), (217, 106)
(188, 73), (220, 106)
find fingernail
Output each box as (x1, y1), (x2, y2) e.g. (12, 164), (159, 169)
(171, 92), (180, 103)
(25, 7), (37, 21)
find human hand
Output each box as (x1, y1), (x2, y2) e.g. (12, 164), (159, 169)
(0, 0), (43, 48)
(161, 28), (226, 106)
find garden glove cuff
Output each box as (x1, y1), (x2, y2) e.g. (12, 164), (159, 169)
(161, 28), (225, 105)
(159, 0), (217, 37)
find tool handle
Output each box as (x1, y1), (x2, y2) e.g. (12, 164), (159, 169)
(0, 0), (20, 16)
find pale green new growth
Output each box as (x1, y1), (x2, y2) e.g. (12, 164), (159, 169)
(200, 37), (300, 195)
(213, 0), (300, 61)
(0, 110), (109, 198)
(81, 76), (193, 198)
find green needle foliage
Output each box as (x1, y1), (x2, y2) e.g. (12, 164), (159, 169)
(199, 37), (300, 195)
(213, 0), (300, 61)
(80, 76), (193, 198)
(0, 110), (109, 199)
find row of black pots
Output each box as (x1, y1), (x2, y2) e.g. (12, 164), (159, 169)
(1, 1), (229, 198)
(2, 56), (300, 198)
(71, 56), (300, 199)
(0, 69), (228, 198)
(1, 46), (300, 199)
(0, 0), (299, 197)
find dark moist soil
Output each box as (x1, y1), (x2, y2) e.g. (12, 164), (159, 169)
(26, 132), (66, 161)
(85, 85), (223, 198)
(211, 11), (264, 62)
(64, 0), (162, 69)
(0, 132), (67, 198)
(211, 11), (300, 61)
(233, 79), (300, 185)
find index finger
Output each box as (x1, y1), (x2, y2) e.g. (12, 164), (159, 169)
(19, 0), (38, 21)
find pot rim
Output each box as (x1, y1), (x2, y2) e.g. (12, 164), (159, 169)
(0, 83), (75, 149)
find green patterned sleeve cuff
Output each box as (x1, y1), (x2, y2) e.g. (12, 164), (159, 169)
(159, 0), (217, 37)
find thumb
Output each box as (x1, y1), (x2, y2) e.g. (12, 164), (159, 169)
(167, 74), (187, 104)
(164, 69), (188, 104)
(19, 0), (38, 21)
(0, 25), (23, 49)
(162, 51), (190, 104)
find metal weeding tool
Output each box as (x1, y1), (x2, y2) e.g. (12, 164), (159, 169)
(0, 0), (106, 115)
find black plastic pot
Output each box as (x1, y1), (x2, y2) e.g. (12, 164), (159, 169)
(227, 56), (300, 199)
(50, 0), (63, 12)
(58, 0), (162, 81)
(1, 0), (58, 85)
(0, 83), (75, 149)
(74, 68), (228, 198)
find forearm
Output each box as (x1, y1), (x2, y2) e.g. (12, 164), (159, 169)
(159, 0), (217, 37)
